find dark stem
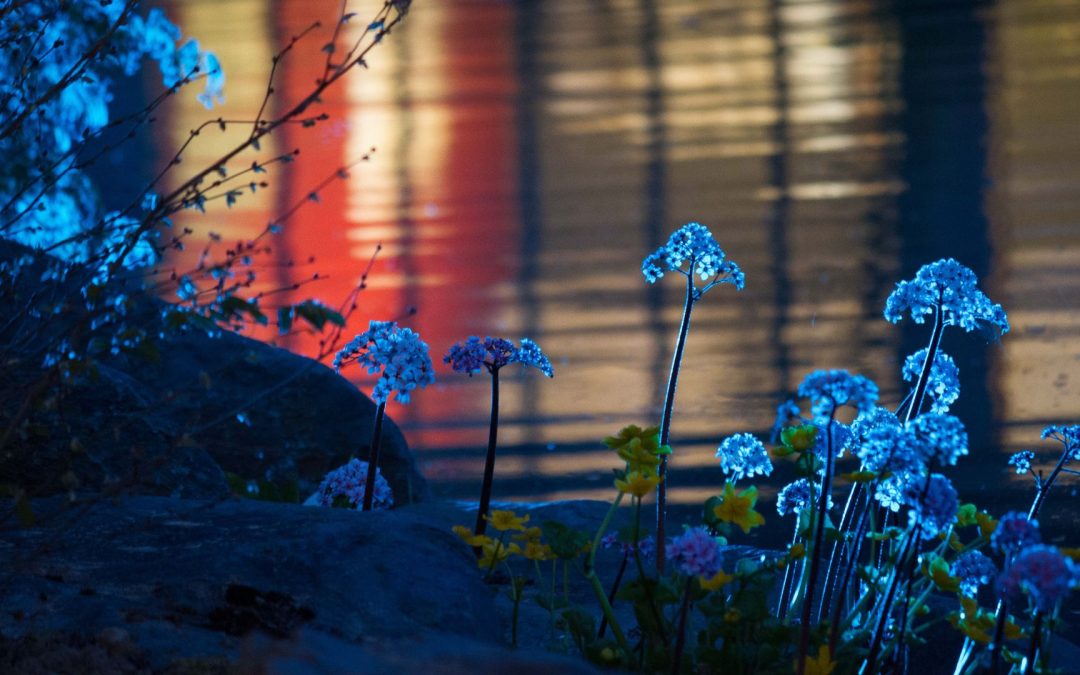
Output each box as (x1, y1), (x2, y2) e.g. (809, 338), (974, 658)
(905, 302), (944, 424)
(1025, 611), (1044, 675)
(819, 482), (864, 623)
(777, 521), (801, 621)
(597, 552), (629, 639)
(865, 523), (920, 673)
(474, 368), (501, 537)
(989, 599), (1008, 675)
(797, 411), (835, 674)
(829, 504), (869, 653)
(671, 576), (694, 675)
(1028, 449), (1070, 520)
(656, 272), (696, 573)
(362, 401), (386, 511)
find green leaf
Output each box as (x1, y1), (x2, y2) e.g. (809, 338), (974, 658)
(277, 306), (293, 335)
(541, 520), (591, 559)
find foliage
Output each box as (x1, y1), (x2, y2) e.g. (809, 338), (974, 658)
(448, 249), (1079, 674)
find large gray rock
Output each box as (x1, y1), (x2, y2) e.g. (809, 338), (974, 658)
(0, 496), (500, 670)
(0, 237), (427, 505)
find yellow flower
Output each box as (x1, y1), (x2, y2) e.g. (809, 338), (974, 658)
(723, 608), (741, 623)
(521, 541), (555, 561)
(615, 470), (661, 498)
(452, 524), (492, 547)
(512, 526), (544, 544)
(799, 645), (836, 675)
(486, 509), (530, 532)
(712, 483), (766, 534)
(699, 569), (734, 591)
(975, 511), (998, 539)
(618, 440), (664, 473)
(477, 540), (521, 568)
(788, 542), (805, 560)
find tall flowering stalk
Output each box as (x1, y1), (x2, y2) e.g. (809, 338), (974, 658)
(884, 258), (1008, 422)
(445, 336), (553, 538)
(792, 369), (877, 675)
(642, 222), (744, 570)
(334, 320), (434, 511)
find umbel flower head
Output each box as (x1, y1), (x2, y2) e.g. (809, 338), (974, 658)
(991, 511), (1041, 555)
(334, 320), (435, 404)
(316, 458), (393, 510)
(1041, 424), (1080, 460)
(903, 348), (960, 414)
(997, 544), (1079, 612)
(642, 222), (745, 291)
(952, 550), (998, 598)
(665, 526), (724, 578)
(903, 473), (958, 539)
(444, 336), (553, 377)
(797, 369), (879, 417)
(884, 258), (1009, 335)
(1008, 450), (1035, 475)
(715, 433), (772, 482)
(908, 413), (969, 466)
(776, 478), (832, 517)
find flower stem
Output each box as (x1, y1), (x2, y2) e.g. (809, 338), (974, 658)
(797, 411), (835, 675)
(586, 493), (631, 655)
(1025, 611), (1044, 675)
(361, 401), (386, 511)
(864, 523), (920, 673)
(905, 302), (944, 424)
(656, 272), (696, 573)
(474, 368), (501, 537)
(671, 576), (694, 675)
(598, 552), (629, 639)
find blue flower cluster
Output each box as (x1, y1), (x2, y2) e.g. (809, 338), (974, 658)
(776, 479), (831, 517)
(902, 348), (960, 414)
(797, 369), (879, 417)
(1041, 424), (1080, 460)
(991, 512), (1041, 555)
(641, 222), (745, 289)
(908, 413), (969, 466)
(315, 458), (393, 510)
(952, 550), (997, 598)
(444, 335), (554, 378)
(997, 545), (1079, 612)
(902, 473), (958, 538)
(1008, 450), (1035, 475)
(715, 433), (773, 482)
(334, 321), (435, 404)
(883, 258), (1009, 335)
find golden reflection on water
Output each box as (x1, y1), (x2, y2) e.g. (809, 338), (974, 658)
(158, 0), (1080, 506)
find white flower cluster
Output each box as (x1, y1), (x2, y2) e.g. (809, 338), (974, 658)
(315, 458), (393, 510)
(334, 320), (435, 404)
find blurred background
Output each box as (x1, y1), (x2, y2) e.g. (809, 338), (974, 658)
(131, 0), (1079, 528)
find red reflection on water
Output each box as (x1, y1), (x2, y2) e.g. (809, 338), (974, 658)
(265, 1), (519, 447)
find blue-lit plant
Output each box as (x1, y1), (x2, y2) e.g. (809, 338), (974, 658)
(0, 0), (412, 519)
(641, 222), (745, 570)
(334, 320), (433, 510)
(445, 336), (553, 538)
(445, 255), (1076, 675)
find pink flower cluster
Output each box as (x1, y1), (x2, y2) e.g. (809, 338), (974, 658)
(316, 458), (393, 510)
(665, 526), (723, 578)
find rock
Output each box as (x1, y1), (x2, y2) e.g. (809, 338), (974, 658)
(0, 237), (427, 505)
(0, 496), (500, 670)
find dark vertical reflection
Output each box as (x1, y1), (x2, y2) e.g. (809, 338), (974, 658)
(765, 0), (793, 402)
(514, 0), (542, 418)
(392, 20), (420, 421)
(640, 0), (670, 423)
(896, 1), (995, 459)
